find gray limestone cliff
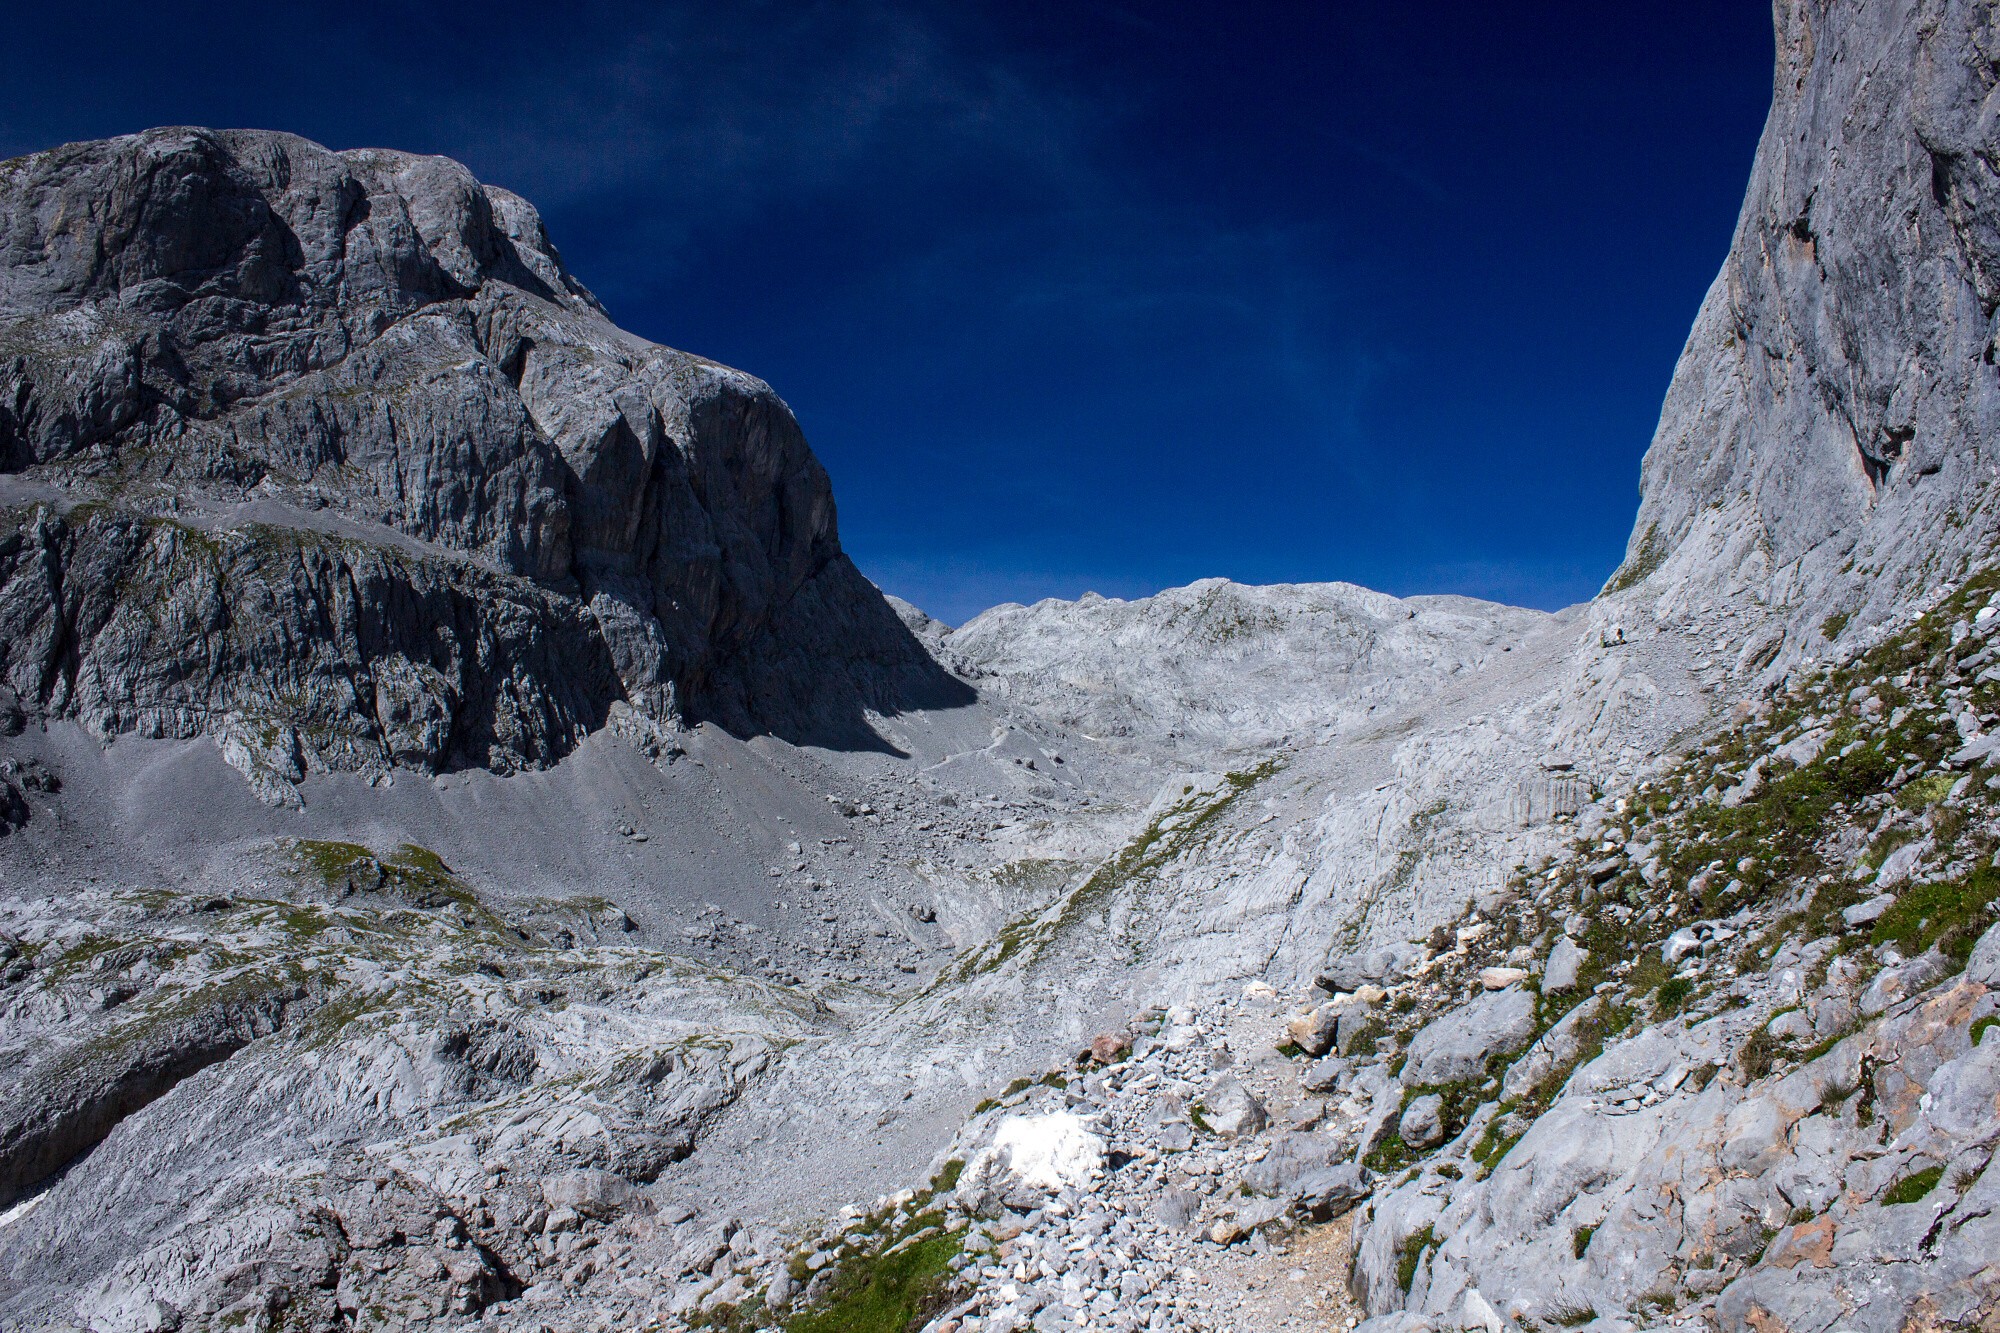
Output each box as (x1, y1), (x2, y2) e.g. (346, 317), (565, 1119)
(0, 127), (963, 793)
(1611, 0), (2000, 660)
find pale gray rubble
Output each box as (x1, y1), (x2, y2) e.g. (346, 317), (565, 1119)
(884, 578), (2000, 1333)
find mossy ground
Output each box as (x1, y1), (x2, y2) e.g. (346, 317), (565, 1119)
(1882, 1164), (1944, 1205)
(782, 1227), (962, 1333)
(1395, 1223), (1436, 1294)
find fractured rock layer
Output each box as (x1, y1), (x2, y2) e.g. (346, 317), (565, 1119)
(0, 127), (964, 790)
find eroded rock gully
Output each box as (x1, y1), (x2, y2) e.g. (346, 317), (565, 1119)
(5, 0), (2000, 1329)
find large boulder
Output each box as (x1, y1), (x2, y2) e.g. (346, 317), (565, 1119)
(1401, 988), (1538, 1087)
(1318, 943), (1425, 995)
(1198, 1078), (1268, 1137)
(541, 1168), (633, 1220)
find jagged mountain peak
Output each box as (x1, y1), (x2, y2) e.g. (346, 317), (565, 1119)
(1609, 0), (2000, 666)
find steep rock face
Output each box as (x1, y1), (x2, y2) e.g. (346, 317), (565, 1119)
(1611, 0), (2000, 656)
(0, 127), (956, 781)
(0, 509), (622, 789)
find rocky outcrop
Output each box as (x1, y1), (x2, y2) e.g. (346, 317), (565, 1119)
(0, 506), (622, 781)
(1609, 0), (2000, 660)
(1338, 575), (2000, 1331)
(0, 127), (962, 787)
(942, 578), (1549, 755)
(0, 870), (806, 1329)
(0, 978), (303, 1207)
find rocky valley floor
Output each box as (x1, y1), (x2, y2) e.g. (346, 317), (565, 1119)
(4, 562), (1999, 1333)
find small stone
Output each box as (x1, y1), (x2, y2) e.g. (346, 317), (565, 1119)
(1663, 928), (1704, 964)
(1285, 1003), (1342, 1057)
(1398, 1094), (1445, 1148)
(1089, 1032), (1133, 1064)
(1479, 967), (1530, 990)
(543, 1168), (632, 1220)
(1875, 842), (1926, 887)
(1300, 1055), (1347, 1094)
(1292, 1163), (1370, 1218)
(1842, 893), (1897, 928)
(1152, 1186), (1201, 1229)
(1198, 1079), (1267, 1137)
(1767, 1009), (1813, 1041)
(1543, 936), (1587, 992)
(1860, 951), (1950, 1016)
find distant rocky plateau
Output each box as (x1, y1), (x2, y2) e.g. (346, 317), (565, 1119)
(3, 1), (1999, 1331)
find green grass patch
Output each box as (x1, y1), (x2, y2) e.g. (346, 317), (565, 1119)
(1395, 1224), (1437, 1295)
(1571, 1224), (1595, 1259)
(1897, 772), (1957, 809)
(1340, 1017), (1385, 1057)
(1815, 1071), (1859, 1115)
(1882, 1164), (1944, 1205)
(293, 839), (375, 884)
(1869, 867), (2000, 964)
(784, 1227), (961, 1333)
(1739, 1028), (1779, 1081)
(1365, 1130), (1411, 1175)
(1546, 1300), (1599, 1328)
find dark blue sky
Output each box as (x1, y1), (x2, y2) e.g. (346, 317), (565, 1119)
(0, 2), (1774, 623)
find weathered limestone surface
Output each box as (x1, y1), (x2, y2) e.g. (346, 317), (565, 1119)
(1609, 0), (2000, 661)
(4, 2), (2000, 1328)
(0, 128), (962, 789)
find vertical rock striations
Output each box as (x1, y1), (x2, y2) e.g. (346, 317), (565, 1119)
(1613, 0), (2000, 658)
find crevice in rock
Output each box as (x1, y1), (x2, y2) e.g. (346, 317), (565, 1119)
(0, 984), (304, 1208)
